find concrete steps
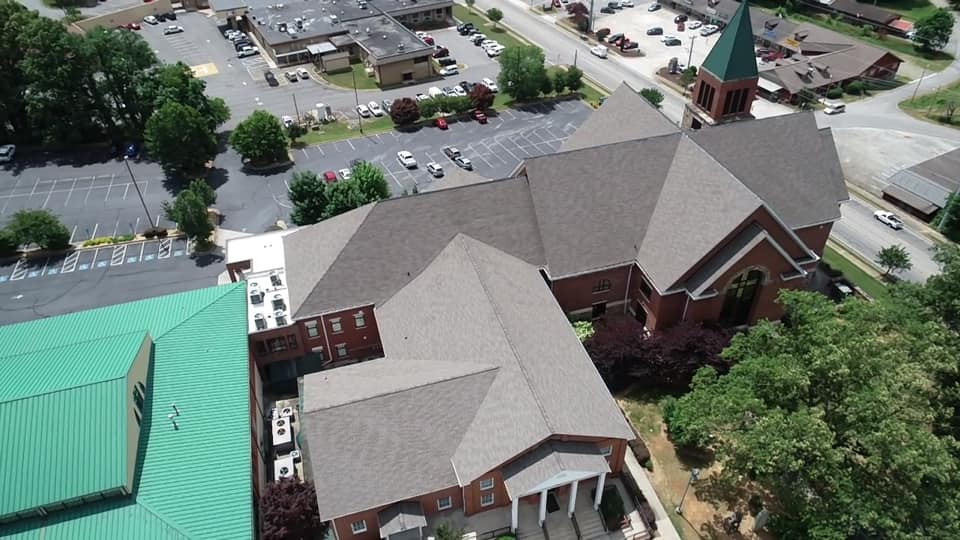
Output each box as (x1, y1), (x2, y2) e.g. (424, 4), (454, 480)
(545, 515), (577, 540)
(517, 525), (545, 540)
(575, 509), (607, 540)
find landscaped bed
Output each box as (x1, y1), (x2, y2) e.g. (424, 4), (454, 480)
(822, 245), (890, 301)
(900, 79), (960, 128)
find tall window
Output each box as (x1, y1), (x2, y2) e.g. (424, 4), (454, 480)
(592, 279), (612, 293)
(351, 520), (367, 534)
(336, 343), (348, 358)
(438, 496), (452, 510)
(306, 321), (319, 338)
(354, 312), (366, 328)
(480, 492), (495, 507)
(718, 270), (764, 327)
(331, 318), (343, 333)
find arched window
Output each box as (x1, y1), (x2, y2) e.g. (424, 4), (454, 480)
(718, 269), (764, 327)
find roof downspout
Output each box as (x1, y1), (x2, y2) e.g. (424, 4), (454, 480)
(681, 293), (691, 322)
(622, 264), (634, 314)
(321, 316), (333, 365)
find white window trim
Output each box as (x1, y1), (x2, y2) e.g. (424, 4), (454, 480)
(437, 496), (452, 510)
(354, 312), (366, 328)
(351, 520), (367, 534)
(336, 343), (348, 358)
(480, 492), (495, 507)
(331, 318), (343, 333)
(600, 445), (613, 457)
(479, 478), (494, 491)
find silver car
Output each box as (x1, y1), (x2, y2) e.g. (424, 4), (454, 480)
(0, 144), (15, 163)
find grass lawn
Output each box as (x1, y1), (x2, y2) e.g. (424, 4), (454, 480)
(822, 245), (891, 302)
(453, 4), (529, 51)
(320, 62), (380, 90)
(873, 0), (939, 22)
(899, 79), (960, 128)
(298, 117), (395, 145)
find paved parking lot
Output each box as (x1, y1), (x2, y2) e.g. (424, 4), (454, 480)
(285, 99), (591, 196)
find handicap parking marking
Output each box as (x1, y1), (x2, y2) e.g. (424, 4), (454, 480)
(46, 268), (58, 275)
(9, 260), (28, 281)
(158, 238), (173, 259)
(61, 251), (80, 273)
(0, 275), (7, 283)
(111, 244), (127, 266)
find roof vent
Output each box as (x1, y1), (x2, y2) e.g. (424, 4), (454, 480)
(398, 43), (405, 51)
(382, 34), (387, 39)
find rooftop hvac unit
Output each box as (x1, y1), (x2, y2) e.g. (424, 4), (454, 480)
(272, 294), (284, 310)
(398, 43), (405, 51)
(254, 313), (267, 330)
(280, 406), (295, 418)
(249, 285), (263, 304)
(289, 450), (302, 461)
(278, 22), (287, 32)
(330, 14), (338, 23)
(270, 272), (282, 287)
(274, 455), (297, 481)
(272, 418), (294, 449)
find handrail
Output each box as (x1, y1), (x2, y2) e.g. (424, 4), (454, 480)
(542, 519), (551, 540)
(571, 512), (582, 540)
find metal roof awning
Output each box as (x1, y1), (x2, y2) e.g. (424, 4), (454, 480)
(307, 42), (338, 55)
(882, 183), (939, 215)
(757, 77), (784, 92)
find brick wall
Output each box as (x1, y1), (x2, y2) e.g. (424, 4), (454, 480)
(551, 266), (633, 316)
(794, 222), (833, 257)
(332, 485), (463, 540)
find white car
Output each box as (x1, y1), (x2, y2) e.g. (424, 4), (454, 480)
(397, 151), (417, 168)
(0, 144), (15, 163)
(439, 65), (459, 76)
(480, 40), (499, 48)
(356, 104), (371, 118)
(144, 15), (158, 25)
(485, 44), (505, 57)
(620, 0), (633, 5)
(687, 21), (702, 30)
(338, 168), (353, 181)
(281, 115), (294, 128)
(237, 46), (259, 58)
(426, 162), (444, 177)
(297, 68), (310, 79)
(415, 93), (429, 102)
(163, 25), (184, 35)
(874, 210), (904, 230)
(428, 86), (444, 98)
(590, 45), (608, 58)
(452, 86), (467, 97)
(481, 77), (498, 92)
(368, 101), (384, 116)
(700, 24), (719, 36)
(660, 34), (677, 43)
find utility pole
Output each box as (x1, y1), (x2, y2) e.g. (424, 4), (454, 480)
(351, 67), (364, 134)
(292, 93), (301, 122)
(123, 147), (155, 231)
(686, 35), (697, 70)
(588, 0), (595, 33)
(910, 67), (927, 102)
(675, 468), (700, 515)
(573, 49), (578, 67)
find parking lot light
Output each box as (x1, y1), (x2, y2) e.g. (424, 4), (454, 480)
(122, 152), (155, 232)
(351, 67), (364, 134)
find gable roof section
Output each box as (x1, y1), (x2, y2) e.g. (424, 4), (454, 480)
(525, 135), (678, 277)
(0, 284), (253, 540)
(561, 83), (679, 152)
(503, 441), (609, 498)
(293, 179), (545, 318)
(0, 331), (147, 519)
(301, 361), (497, 519)
(638, 136), (763, 291)
(702, 0), (758, 82)
(689, 112), (847, 228)
(377, 235), (633, 483)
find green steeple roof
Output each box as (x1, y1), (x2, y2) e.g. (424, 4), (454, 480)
(701, 1), (758, 82)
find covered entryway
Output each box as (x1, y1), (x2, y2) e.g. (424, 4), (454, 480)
(379, 501), (427, 540)
(503, 442), (610, 532)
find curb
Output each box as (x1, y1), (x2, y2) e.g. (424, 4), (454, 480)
(0, 230), (186, 265)
(826, 237), (885, 279)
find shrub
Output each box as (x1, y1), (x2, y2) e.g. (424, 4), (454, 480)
(826, 87), (843, 99)
(82, 237), (115, 247)
(0, 229), (17, 258)
(598, 487), (625, 530)
(596, 28), (611, 40)
(845, 80), (866, 96)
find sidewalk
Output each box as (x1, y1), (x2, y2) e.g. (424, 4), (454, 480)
(624, 447), (681, 540)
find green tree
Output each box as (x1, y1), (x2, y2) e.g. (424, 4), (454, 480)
(894, 244), (960, 333)
(572, 320), (594, 342)
(144, 102), (217, 177)
(288, 171), (329, 226)
(486, 8), (504, 28)
(6, 209), (71, 250)
(938, 95), (960, 122)
(469, 84), (495, 110)
(845, 80), (866, 96)
(565, 66), (584, 92)
(230, 110), (289, 166)
(663, 291), (960, 539)
(552, 71), (567, 94)
(163, 182), (214, 243)
(84, 27), (160, 136)
(352, 161), (390, 202)
(938, 192), (960, 242)
(389, 97), (420, 125)
(435, 523), (466, 540)
(875, 244), (912, 277)
(0, 229), (19, 258)
(142, 62), (230, 131)
(185, 178), (217, 207)
(498, 46), (549, 102)
(639, 88), (664, 108)
(679, 66), (698, 86)
(322, 179), (369, 219)
(0, 1), (34, 142)
(419, 97), (441, 118)
(447, 95), (474, 115)
(286, 122), (307, 143)
(914, 8), (955, 50)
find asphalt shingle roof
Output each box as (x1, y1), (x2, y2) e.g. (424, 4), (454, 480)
(561, 84), (679, 152)
(502, 442), (609, 498)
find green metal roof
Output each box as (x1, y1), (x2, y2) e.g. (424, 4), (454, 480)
(0, 283), (253, 540)
(701, 1), (758, 82)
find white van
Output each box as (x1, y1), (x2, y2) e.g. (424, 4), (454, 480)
(428, 86), (444, 98)
(824, 102), (845, 115)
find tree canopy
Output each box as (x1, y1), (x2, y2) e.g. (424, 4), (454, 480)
(639, 88), (664, 109)
(260, 478), (326, 540)
(163, 180), (216, 243)
(914, 8), (955, 50)
(390, 97), (420, 125)
(145, 101), (217, 177)
(230, 110), (289, 166)
(663, 290), (960, 539)
(498, 46), (549, 102)
(4, 209), (71, 250)
(486, 8), (504, 28)
(288, 162), (390, 225)
(875, 244), (912, 277)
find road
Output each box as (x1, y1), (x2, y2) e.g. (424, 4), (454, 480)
(830, 196), (940, 283)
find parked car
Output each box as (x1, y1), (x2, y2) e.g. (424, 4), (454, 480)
(229, 33), (248, 43)
(433, 47), (450, 58)
(824, 102), (846, 115)
(659, 34), (677, 42)
(297, 68), (310, 79)
(428, 86), (444, 98)
(437, 57), (457, 67)
(442, 86), (457, 97)
(264, 71), (279, 86)
(470, 33), (487, 45)
(673, 14), (688, 23)
(158, 12), (169, 22)
(166, 11), (176, 20)
(439, 65), (459, 76)
(443, 146), (461, 160)
(224, 29), (241, 39)
(0, 144), (15, 164)
(459, 25), (477, 35)
(607, 1), (622, 9)
(456, 22), (475, 33)
(416, 93), (429, 102)
(426, 162), (444, 177)
(143, 15), (158, 24)
(622, 41), (639, 50)
(281, 115), (294, 128)
(620, 0), (634, 6)
(472, 110), (488, 123)
(647, 2), (661, 11)
(590, 45), (608, 58)
(234, 40), (252, 51)
(600, 6), (615, 13)
(323, 171), (338, 183)
(646, 26), (663, 35)
(454, 156), (473, 170)
(356, 104), (371, 117)
(125, 22), (141, 30)
(435, 117), (448, 129)
(606, 33), (624, 43)
(485, 45), (505, 57)
(368, 101), (384, 116)
(382, 99), (394, 112)
(284, 71), (298, 82)
(664, 37), (682, 46)
(423, 35), (435, 45)
(451, 85), (467, 97)
(481, 77), (498, 92)
(163, 25), (184, 35)
(460, 81), (477, 93)
(338, 168), (352, 181)
(874, 210), (904, 230)
(237, 46), (259, 58)
(397, 151), (417, 168)
(687, 20), (702, 29)
(700, 24), (719, 36)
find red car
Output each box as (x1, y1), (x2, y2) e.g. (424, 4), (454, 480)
(323, 171), (338, 183)
(126, 22), (141, 30)
(435, 117), (448, 129)
(472, 110), (488, 124)
(423, 35), (435, 45)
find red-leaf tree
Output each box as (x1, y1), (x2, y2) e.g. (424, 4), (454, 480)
(389, 97), (420, 126)
(566, 2), (589, 17)
(261, 478), (327, 540)
(469, 84), (495, 110)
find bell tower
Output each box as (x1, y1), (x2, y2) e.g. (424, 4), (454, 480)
(683, 1), (759, 129)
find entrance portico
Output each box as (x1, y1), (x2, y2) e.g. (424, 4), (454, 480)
(502, 442), (610, 531)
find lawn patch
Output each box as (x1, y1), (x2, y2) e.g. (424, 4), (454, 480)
(822, 245), (890, 301)
(299, 117), (395, 145)
(900, 79), (960, 128)
(320, 62), (380, 90)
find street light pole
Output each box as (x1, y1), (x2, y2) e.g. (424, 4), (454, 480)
(351, 67), (364, 134)
(686, 35), (697, 70)
(675, 468), (700, 515)
(123, 157), (155, 230)
(910, 67), (927, 102)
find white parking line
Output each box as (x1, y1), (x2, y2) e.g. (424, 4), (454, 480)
(104, 173), (116, 201)
(479, 141), (507, 165)
(378, 159), (404, 189)
(314, 145), (325, 156)
(494, 139), (521, 163)
(61, 251), (79, 273)
(69, 225), (78, 243)
(9, 259), (27, 281)
(139, 241), (146, 261)
(41, 179), (58, 208)
(111, 217), (120, 238)
(63, 177), (80, 207)
(123, 183), (130, 199)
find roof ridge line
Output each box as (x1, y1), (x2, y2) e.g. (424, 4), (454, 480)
(527, 130), (682, 164)
(133, 501), (193, 540)
(151, 283), (245, 341)
(456, 235), (557, 434)
(0, 374), (127, 406)
(305, 362), (500, 413)
(0, 328), (148, 361)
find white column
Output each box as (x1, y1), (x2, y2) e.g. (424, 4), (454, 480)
(568, 480), (579, 517)
(593, 473), (606, 510)
(511, 498), (519, 532)
(538, 489), (548, 526)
